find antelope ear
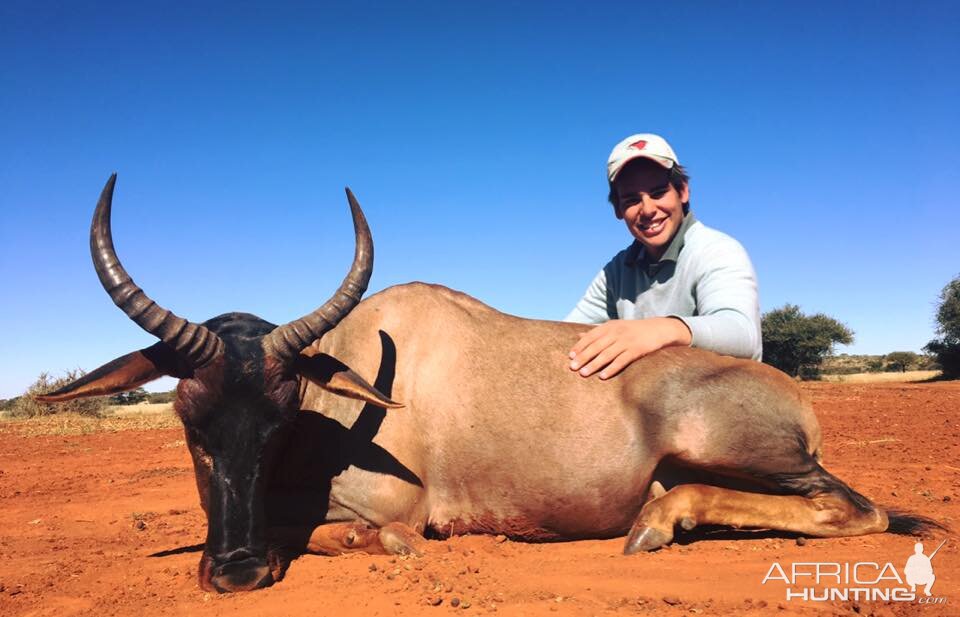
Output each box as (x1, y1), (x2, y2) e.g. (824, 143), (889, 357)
(35, 342), (190, 402)
(295, 353), (403, 409)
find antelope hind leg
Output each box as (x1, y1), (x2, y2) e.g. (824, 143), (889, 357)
(624, 483), (887, 555)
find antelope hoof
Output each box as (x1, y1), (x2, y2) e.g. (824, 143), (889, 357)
(645, 480), (667, 504)
(680, 516), (697, 531)
(379, 522), (425, 557)
(623, 525), (673, 554)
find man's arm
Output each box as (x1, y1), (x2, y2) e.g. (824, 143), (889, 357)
(569, 317), (691, 379)
(564, 269), (610, 324)
(567, 233), (761, 378)
(566, 264), (694, 379)
(670, 238), (761, 361)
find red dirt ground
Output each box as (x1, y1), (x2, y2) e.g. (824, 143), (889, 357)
(1, 382), (958, 617)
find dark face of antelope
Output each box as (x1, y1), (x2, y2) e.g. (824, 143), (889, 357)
(36, 175), (398, 592)
(178, 313), (299, 593)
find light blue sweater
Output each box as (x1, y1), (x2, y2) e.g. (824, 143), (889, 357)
(565, 215), (762, 360)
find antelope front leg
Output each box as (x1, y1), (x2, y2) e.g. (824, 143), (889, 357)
(270, 521), (425, 556)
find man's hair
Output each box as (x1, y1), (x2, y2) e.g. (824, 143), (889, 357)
(607, 162), (691, 214)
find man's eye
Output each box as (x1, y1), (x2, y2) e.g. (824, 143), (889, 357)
(649, 187), (669, 199)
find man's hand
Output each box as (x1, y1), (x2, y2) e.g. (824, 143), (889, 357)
(568, 317), (692, 379)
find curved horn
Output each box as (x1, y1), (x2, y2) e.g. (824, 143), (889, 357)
(91, 174), (224, 368)
(263, 187), (373, 363)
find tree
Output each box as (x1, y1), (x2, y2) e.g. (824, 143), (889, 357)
(110, 387), (148, 405)
(884, 351), (918, 373)
(761, 304), (854, 378)
(924, 274), (960, 378)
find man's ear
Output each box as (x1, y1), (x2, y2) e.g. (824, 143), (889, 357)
(679, 182), (690, 205)
(609, 183), (624, 220)
(35, 342), (191, 402)
(295, 353), (403, 409)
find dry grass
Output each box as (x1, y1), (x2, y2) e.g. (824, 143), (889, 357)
(0, 403), (178, 437)
(109, 402), (177, 416)
(819, 370), (941, 383)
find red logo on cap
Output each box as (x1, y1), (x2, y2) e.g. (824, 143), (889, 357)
(629, 140), (647, 150)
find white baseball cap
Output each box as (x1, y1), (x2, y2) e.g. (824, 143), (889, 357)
(607, 133), (679, 182)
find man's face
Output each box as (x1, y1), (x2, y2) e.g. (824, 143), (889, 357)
(613, 159), (689, 261)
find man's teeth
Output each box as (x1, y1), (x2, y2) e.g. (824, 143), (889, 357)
(643, 220), (665, 231)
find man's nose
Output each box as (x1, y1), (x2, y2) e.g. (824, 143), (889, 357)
(640, 194), (658, 215)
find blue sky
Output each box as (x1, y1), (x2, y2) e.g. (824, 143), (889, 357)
(1, 1), (958, 398)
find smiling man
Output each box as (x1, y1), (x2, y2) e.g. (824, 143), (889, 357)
(566, 133), (762, 379)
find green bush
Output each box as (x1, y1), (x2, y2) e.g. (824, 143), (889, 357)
(9, 371), (109, 418)
(884, 351), (919, 373)
(762, 304), (854, 379)
(147, 390), (176, 404)
(924, 275), (960, 379)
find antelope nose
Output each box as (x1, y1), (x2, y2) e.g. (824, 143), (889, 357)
(210, 556), (273, 593)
